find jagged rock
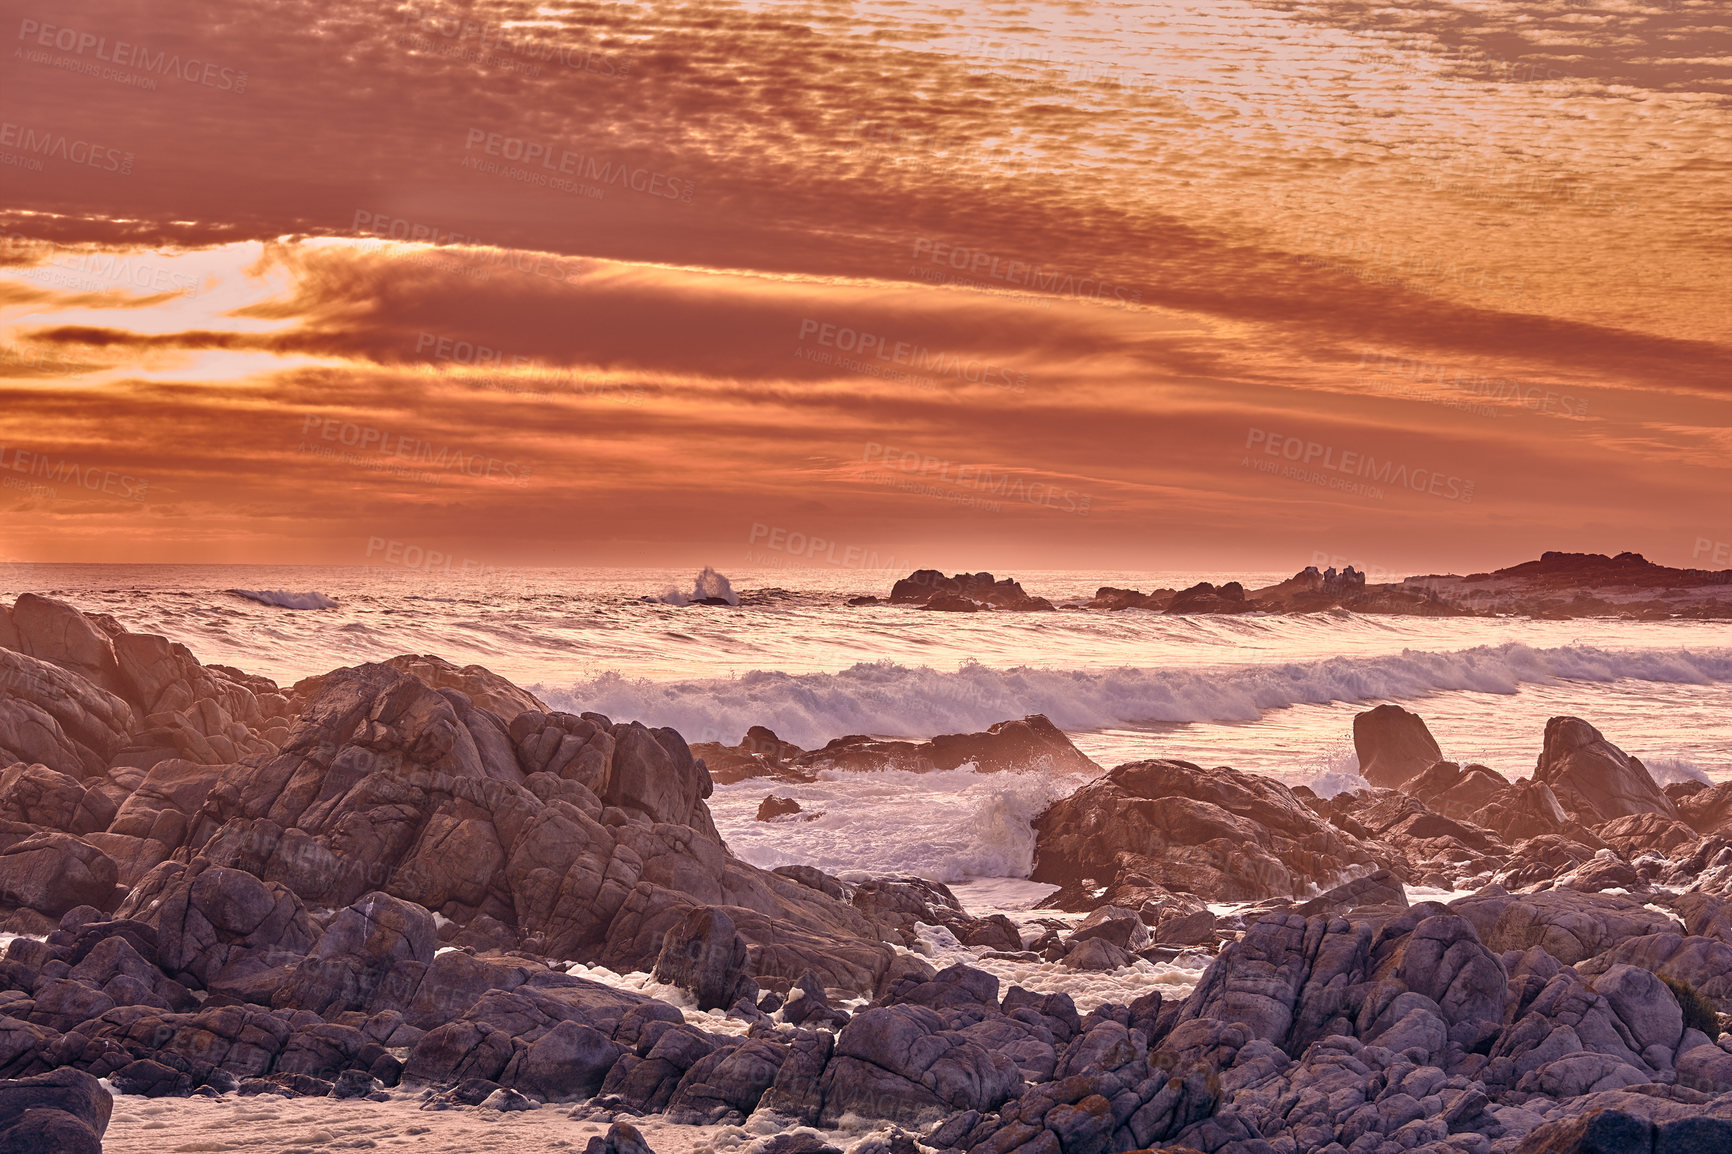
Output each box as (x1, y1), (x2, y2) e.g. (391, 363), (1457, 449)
(1472, 777), (1574, 843)
(1596, 812), (1699, 859)
(0, 1067), (112, 1153)
(1577, 932), (1732, 1011)
(1677, 781), (1732, 837)
(1031, 759), (1399, 902)
(109, 1057), (193, 1097)
(663, 1036), (786, 1123)
(1165, 580), (1254, 615)
(1061, 936), (1135, 970)
(652, 907), (758, 1012)
(1292, 869), (1408, 918)
(0, 647), (132, 778)
(1353, 704), (1444, 790)
(1533, 716), (1674, 823)
(183, 664), (889, 991)
(583, 1120), (657, 1154)
(380, 655), (545, 724)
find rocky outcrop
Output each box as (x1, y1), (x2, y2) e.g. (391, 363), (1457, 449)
(1353, 704), (1444, 790)
(176, 662), (890, 992)
(1534, 716), (1674, 824)
(1031, 758), (1402, 901)
(794, 715), (1098, 777)
(887, 572), (1054, 612)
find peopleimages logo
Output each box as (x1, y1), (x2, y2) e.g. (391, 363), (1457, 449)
(16, 19), (248, 92)
(0, 121), (132, 173)
(461, 129), (695, 204)
(1244, 429), (1475, 503)
(911, 238), (1141, 308)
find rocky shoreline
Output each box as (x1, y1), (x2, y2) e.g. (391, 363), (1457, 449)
(847, 552), (1732, 619)
(1, 592), (1731, 1151)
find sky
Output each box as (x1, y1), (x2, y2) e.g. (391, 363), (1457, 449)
(0, 0), (1728, 575)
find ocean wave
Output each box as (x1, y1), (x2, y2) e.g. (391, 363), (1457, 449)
(227, 589), (338, 610)
(539, 643), (1732, 748)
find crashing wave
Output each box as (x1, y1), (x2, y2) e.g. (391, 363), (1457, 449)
(228, 589), (339, 610)
(541, 642), (1732, 750)
(658, 567), (739, 606)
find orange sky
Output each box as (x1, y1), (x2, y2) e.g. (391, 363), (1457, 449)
(1, 0), (1728, 572)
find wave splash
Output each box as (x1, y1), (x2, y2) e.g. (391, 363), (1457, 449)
(658, 567), (739, 606)
(540, 642), (1732, 749)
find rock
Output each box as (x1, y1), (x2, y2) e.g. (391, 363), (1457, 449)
(0, 832), (117, 916)
(1451, 887), (1680, 965)
(1473, 777), (1574, 843)
(790, 715), (1098, 777)
(1165, 580), (1255, 615)
(888, 571), (1053, 612)
(1068, 906), (1150, 951)
(757, 795), (802, 821)
(1399, 760), (1510, 819)
(583, 1120), (657, 1154)
(1062, 936), (1135, 971)
(1576, 933), (1732, 1011)
(379, 654), (546, 725)
(1596, 813), (1699, 859)
(116, 859), (318, 988)
(0, 763), (115, 834)
(1031, 758), (1399, 902)
(276, 890), (436, 1016)
(0, 1067), (112, 1154)
(1533, 716), (1675, 823)
(0, 647), (132, 778)
(503, 1021), (623, 1100)
(1353, 704), (1444, 790)
(1292, 869), (1407, 918)
(820, 1004), (1021, 1125)
(652, 906), (758, 1012)
(109, 1058), (193, 1097)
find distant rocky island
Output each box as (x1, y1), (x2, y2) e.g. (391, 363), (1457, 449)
(850, 551), (1732, 619)
(0, 591), (1730, 1149)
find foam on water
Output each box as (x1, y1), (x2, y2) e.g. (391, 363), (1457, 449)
(227, 588), (338, 610)
(713, 767), (1095, 883)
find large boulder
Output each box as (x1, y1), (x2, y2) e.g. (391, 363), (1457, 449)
(1031, 759), (1400, 901)
(0, 832), (117, 916)
(276, 891), (436, 1016)
(1533, 716), (1674, 823)
(116, 859), (318, 989)
(1450, 887), (1680, 965)
(819, 1004), (1021, 1125)
(0, 1067), (112, 1153)
(0, 648), (133, 778)
(1352, 704), (1443, 789)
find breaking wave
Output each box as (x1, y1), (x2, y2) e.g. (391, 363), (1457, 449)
(227, 589), (338, 610)
(541, 643), (1732, 749)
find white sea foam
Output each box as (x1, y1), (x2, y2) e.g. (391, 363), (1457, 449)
(545, 643), (1732, 749)
(711, 767), (1092, 882)
(227, 588), (338, 610)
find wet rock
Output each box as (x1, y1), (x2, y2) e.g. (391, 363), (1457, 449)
(756, 795), (802, 821)
(889, 571), (1053, 612)
(1062, 937), (1135, 971)
(504, 1021), (624, 1100)
(583, 1119), (658, 1154)
(1068, 906), (1150, 951)
(1353, 704), (1444, 790)
(790, 715), (1096, 777)
(1398, 760), (1510, 820)
(108, 1057), (193, 1097)
(1293, 868), (1408, 918)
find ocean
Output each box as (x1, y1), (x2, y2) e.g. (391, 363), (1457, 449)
(5, 563), (1729, 884)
